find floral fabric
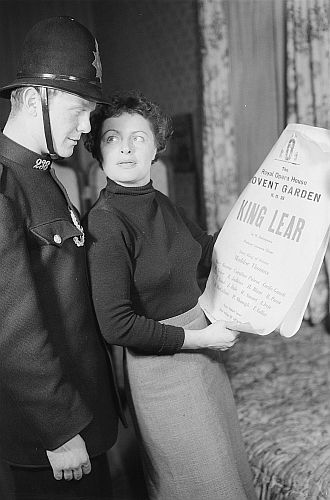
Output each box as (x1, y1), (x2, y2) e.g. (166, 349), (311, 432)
(286, 0), (330, 127)
(225, 320), (330, 499)
(197, 0), (238, 232)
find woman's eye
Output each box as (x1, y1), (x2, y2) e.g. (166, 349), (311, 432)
(133, 135), (145, 143)
(106, 135), (118, 143)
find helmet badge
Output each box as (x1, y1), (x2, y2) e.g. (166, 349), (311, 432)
(92, 39), (102, 83)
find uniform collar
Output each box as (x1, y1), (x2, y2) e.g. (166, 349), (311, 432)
(0, 131), (52, 171)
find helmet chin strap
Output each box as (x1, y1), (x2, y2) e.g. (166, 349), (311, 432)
(40, 86), (63, 161)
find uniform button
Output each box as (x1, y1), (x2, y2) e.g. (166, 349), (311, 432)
(53, 234), (62, 244)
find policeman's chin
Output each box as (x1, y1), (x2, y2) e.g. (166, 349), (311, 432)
(56, 142), (76, 159)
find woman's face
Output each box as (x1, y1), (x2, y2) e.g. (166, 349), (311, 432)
(99, 112), (157, 187)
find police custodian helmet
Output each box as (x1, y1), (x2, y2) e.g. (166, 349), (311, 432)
(0, 16), (109, 159)
(0, 16), (108, 104)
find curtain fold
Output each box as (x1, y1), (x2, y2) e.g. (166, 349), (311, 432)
(197, 0), (238, 232)
(197, 0), (285, 232)
(286, 0), (330, 127)
(227, 0), (285, 194)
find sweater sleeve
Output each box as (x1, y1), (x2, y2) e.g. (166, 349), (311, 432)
(0, 195), (92, 450)
(85, 208), (185, 355)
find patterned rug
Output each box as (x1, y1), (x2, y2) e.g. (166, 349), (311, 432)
(224, 321), (330, 500)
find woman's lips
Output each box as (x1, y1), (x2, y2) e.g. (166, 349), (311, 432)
(118, 161), (136, 167)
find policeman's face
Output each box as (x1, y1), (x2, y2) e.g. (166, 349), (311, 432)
(100, 112), (157, 187)
(48, 91), (96, 158)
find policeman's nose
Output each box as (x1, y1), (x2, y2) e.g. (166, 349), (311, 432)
(77, 112), (91, 134)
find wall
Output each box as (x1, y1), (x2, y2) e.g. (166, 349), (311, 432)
(93, 0), (203, 222)
(94, 1), (198, 118)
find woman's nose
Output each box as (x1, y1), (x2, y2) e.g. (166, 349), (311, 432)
(121, 141), (132, 154)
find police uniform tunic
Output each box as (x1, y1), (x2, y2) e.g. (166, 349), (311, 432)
(0, 132), (118, 467)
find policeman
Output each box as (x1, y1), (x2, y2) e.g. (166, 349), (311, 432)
(0, 16), (118, 499)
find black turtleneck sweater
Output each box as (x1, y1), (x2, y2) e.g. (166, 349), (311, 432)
(84, 178), (218, 355)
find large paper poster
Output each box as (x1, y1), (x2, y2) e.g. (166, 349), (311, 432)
(199, 123), (330, 337)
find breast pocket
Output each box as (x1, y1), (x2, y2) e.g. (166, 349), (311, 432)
(29, 218), (83, 247)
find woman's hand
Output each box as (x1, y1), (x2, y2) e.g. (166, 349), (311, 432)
(182, 321), (239, 351)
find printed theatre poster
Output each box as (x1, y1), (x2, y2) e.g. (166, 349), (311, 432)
(199, 123), (330, 337)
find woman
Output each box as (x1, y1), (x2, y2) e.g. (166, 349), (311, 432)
(83, 91), (257, 500)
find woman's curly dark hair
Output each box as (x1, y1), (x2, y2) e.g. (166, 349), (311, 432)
(83, 91), (173, 166)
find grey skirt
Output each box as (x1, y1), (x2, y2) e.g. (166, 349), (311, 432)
(125, 303), (257, 500)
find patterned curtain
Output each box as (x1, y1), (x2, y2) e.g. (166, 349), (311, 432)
(227, 0), (285, 195)
(286, 0), (330, 325)
(287, 0), (330, 126)
(197, 0), (238, 232)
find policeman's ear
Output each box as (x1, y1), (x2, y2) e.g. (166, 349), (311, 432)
(23, 87), (40, 117)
